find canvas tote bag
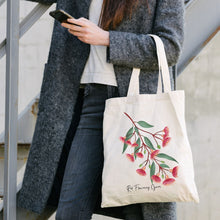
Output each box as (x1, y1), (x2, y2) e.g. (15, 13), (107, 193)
(101, 34), (199, 208)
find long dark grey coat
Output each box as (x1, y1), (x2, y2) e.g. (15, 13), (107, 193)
(17, 0), (185, 219)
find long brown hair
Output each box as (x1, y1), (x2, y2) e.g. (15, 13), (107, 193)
(99, 0), (150, 30)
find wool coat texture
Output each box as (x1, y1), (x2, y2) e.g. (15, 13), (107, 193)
(17, 0), (185, 219)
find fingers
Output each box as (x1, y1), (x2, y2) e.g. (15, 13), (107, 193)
(67, 17), (89, 27)
(61, 22), (82, 32)
(61, 17), (92, 32)
(60, 17), (97, 44)
(68, 29), (84, 37)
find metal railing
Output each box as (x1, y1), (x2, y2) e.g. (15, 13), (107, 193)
(0, 1), (52, 219)
(4, 0), (19, 218)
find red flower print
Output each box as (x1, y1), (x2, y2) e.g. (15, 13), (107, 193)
(136, 167), (147, 176)
(151, 175), (161, 183)
(132, 142), (138, 147)
(119, 136), (126, 143)
(121, 113), (179, 186)
(162, 137), (171, 147)
(151, 150), (159, 159)
(163, 177), (175, 185)
(126, 153), (134, 162)
(125, 140), (132, 145)
(136, 152), (144, 158)
(163, 126), (169, 137)
(171, 166), (178, 178)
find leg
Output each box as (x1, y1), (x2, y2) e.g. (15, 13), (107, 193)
(55, 129), (104, 220)
(55, 84), (111, 220)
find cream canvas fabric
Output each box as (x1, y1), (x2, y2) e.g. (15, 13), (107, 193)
(101, 35), (199, 208)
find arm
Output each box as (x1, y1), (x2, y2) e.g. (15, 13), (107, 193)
(25, 0), (56, 4)
(106, 0), (185, 70)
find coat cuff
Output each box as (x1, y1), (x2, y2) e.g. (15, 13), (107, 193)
(106, 30), (159, 70)
(106, 30), (128, 65)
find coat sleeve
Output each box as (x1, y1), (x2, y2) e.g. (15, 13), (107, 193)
(106, 0), (185, 70)
(25, 0), (56, 4)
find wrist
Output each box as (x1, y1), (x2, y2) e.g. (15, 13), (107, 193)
(102, 31), (110, 46)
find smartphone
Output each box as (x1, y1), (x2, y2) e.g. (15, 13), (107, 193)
(49, 9), (74, 24)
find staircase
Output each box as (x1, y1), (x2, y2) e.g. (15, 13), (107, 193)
(0, 0), (219, 219)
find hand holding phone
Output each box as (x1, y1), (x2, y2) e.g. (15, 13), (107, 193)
(49, 9), (74, 24)
(50, 10), (109, 46)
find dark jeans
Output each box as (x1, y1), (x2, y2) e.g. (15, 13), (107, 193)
(55, 83), (122, 220)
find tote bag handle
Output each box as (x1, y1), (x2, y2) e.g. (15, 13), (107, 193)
(127, 34), (171, 96)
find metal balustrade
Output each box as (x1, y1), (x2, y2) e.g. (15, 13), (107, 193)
(0, 0), (219, 219)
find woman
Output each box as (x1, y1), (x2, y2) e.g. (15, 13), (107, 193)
(17, 0), (185, 219)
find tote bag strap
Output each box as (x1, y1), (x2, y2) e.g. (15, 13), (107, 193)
(127, 34), (171, 96)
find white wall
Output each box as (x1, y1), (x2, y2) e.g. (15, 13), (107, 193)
(0, 1), (220, 220)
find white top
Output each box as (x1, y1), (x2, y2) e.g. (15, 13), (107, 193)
(80, 0), (117, 86)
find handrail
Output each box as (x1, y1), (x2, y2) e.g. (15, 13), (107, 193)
(0, 3), (52, 59)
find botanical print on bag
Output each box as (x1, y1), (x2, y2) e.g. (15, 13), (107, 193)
(120, 112), (179, 186)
